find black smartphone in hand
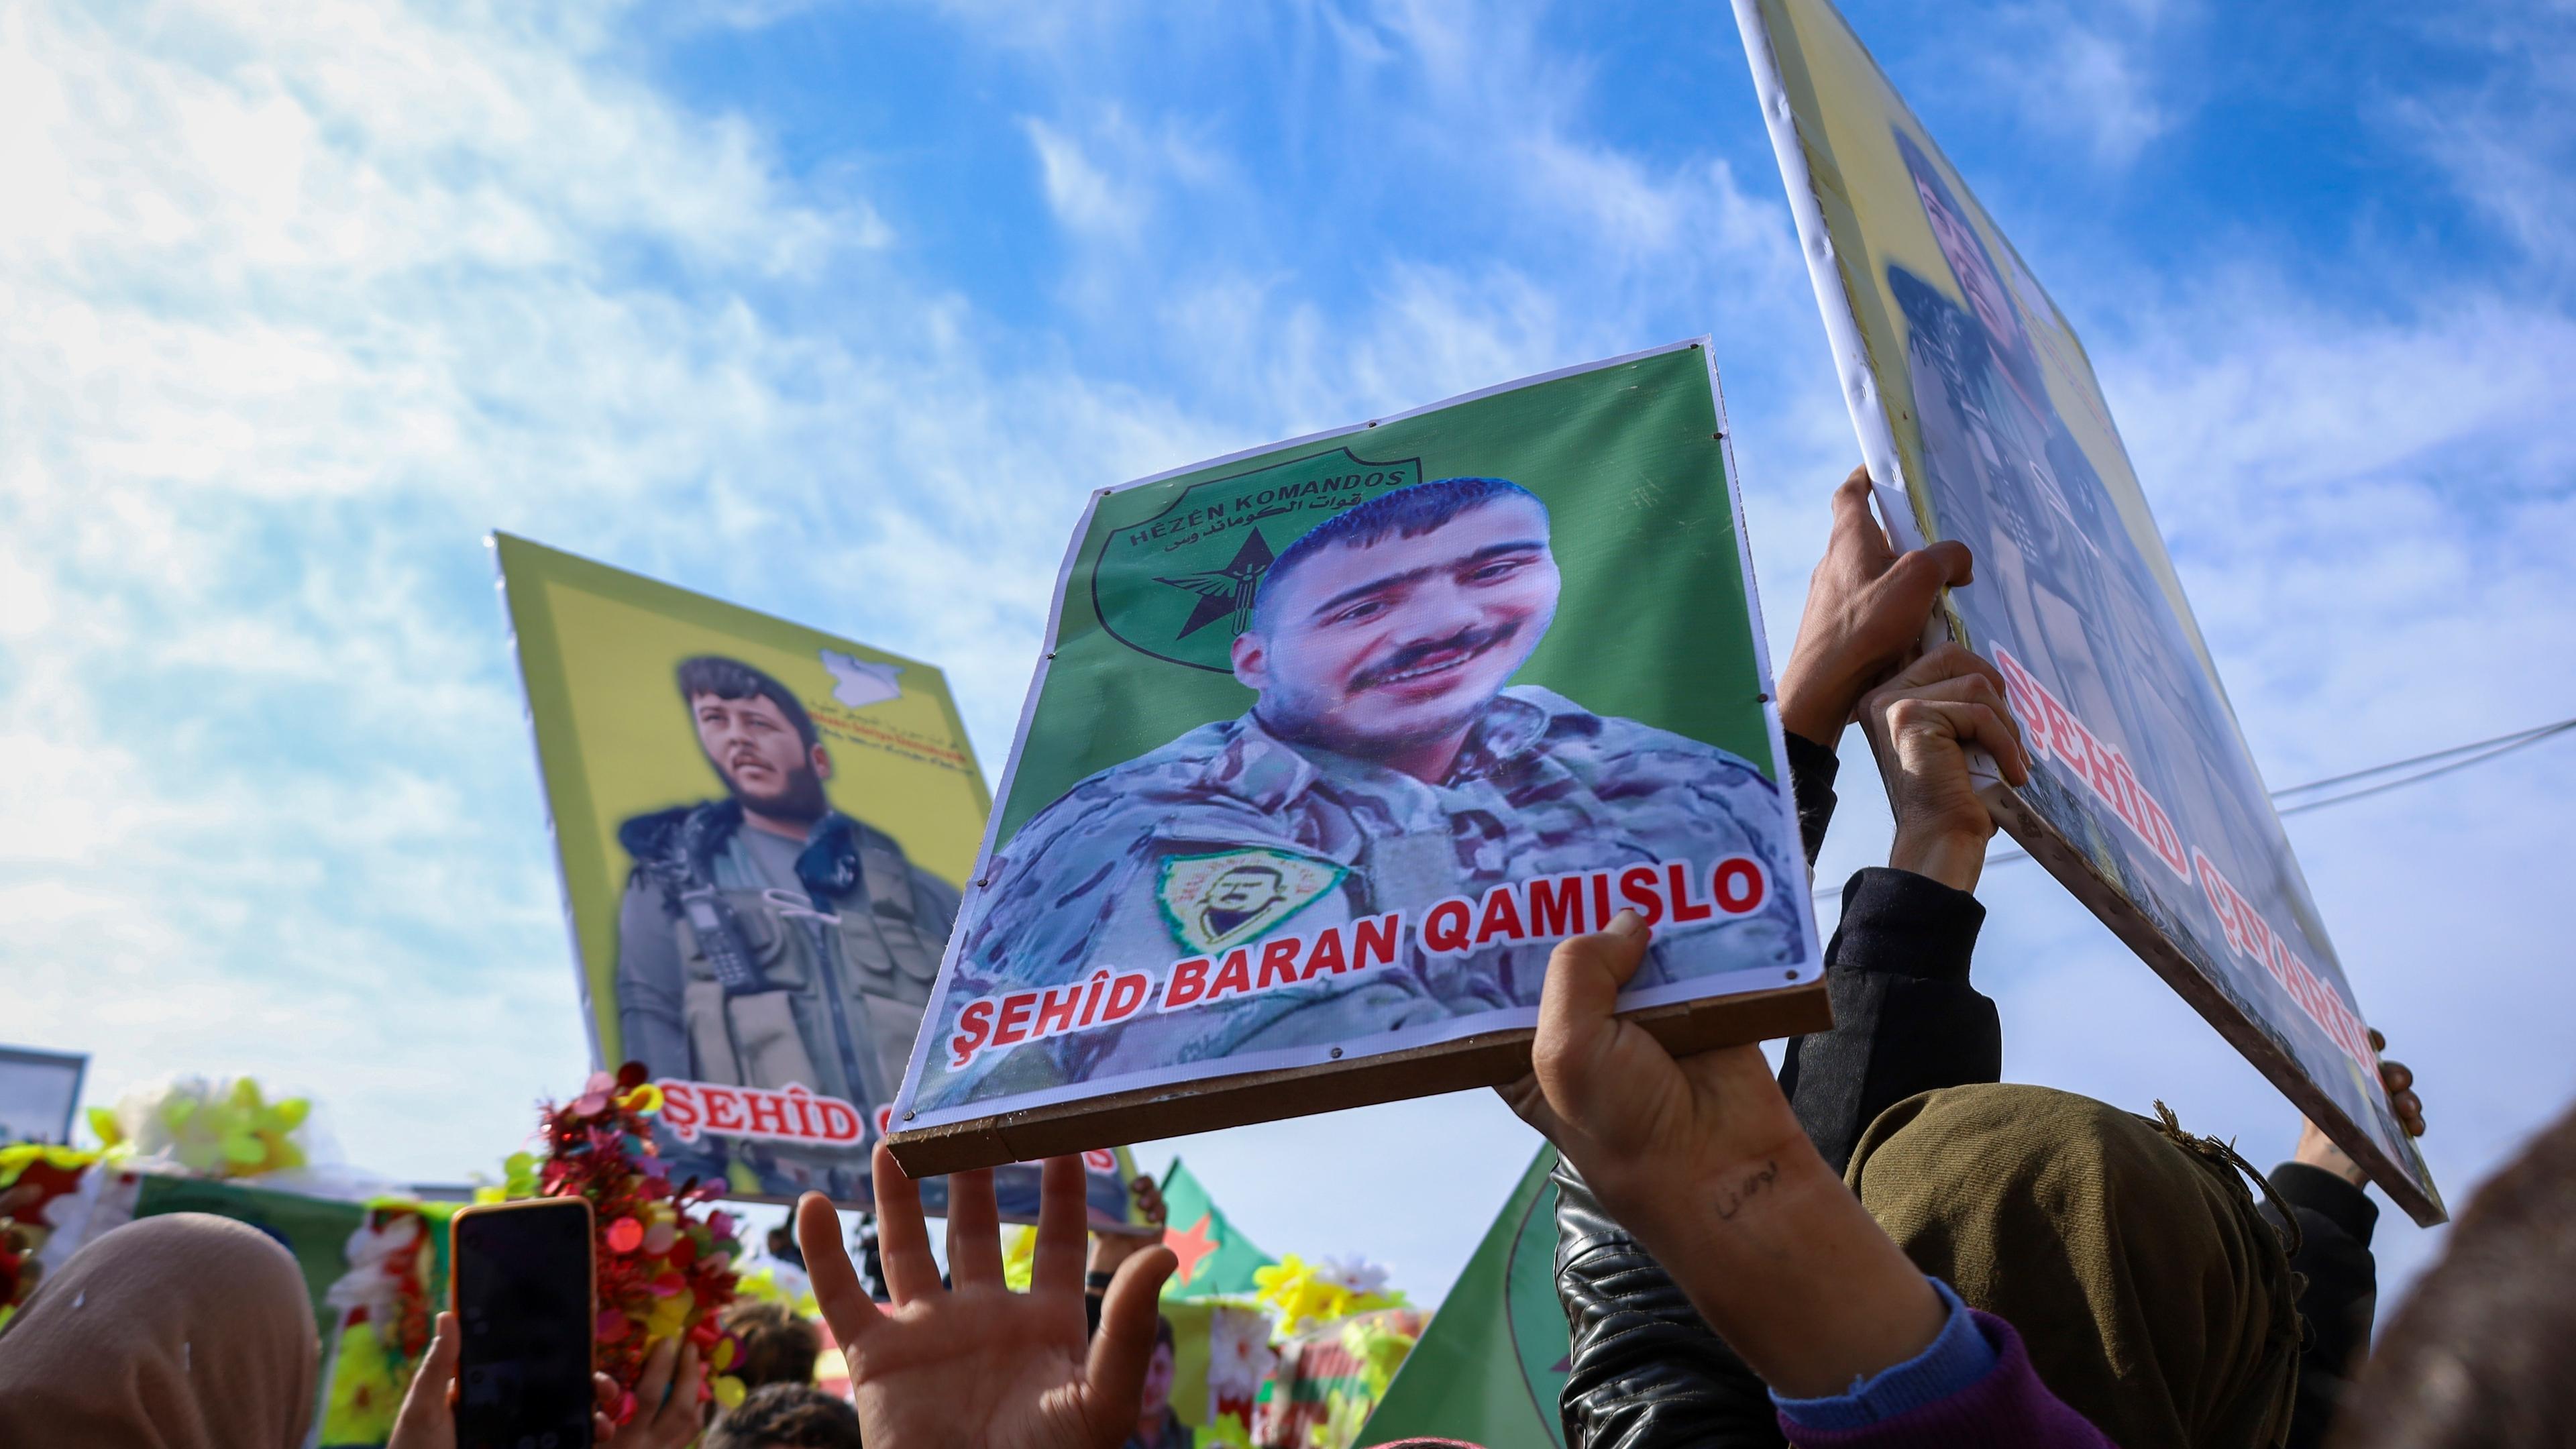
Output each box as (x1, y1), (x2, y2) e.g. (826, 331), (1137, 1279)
(451, 1197), (597, 1449)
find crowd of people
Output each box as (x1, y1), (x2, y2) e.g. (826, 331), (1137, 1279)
(1, 469), (2570, 1448)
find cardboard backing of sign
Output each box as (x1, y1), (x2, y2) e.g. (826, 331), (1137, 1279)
(1733, 0), (2440, 1224)
(887, 341), (1827, 1176)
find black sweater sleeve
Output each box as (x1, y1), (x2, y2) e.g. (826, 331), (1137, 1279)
(1772, 718), (2003, 1177)
(2266, 1162), (2380, 1449)
(1776, 867), (2001, 1175)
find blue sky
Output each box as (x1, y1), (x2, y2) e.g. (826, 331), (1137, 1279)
(7, 0), (2575, 1307)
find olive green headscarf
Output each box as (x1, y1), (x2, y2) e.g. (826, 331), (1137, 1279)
(1848, 1083), (2302, 1449)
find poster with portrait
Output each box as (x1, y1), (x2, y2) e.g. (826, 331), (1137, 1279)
(1733, 0), (2441, 1222)
(496, 534), (1146, 1226)
(883, 342), (1827, 1175)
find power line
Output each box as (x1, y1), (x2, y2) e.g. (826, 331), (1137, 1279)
(1811, 713), (2576, 902)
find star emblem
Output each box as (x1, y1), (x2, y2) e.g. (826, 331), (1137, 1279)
(1155, 528), (1276, 641)
(1165, 1211), (1220, 1286)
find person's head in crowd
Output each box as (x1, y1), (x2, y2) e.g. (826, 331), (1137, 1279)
(0, 1212), (319, 1449)
(1135, 1314), (1181, 1446)
(721, 1298), (822, 1392)
(2330, 1098), (2576, 1449)
(1235, 477), (1558, 773)
(1847, 1083), (2302, 1449)
(767, 1220), (807, 1272)
(704, 1382), (865, 1449)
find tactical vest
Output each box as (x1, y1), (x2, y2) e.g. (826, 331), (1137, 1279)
(665, 818), (945, 1116)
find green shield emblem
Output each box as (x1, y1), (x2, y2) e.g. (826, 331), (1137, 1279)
(1089, 446), (1421, 672)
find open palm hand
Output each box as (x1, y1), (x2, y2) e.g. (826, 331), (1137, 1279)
(798, 1144), (1176, 1449)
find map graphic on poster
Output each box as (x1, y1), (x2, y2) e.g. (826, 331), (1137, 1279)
(886, 343), (1825, 1171)
(1732, 0), (2440, 1220)
(496, 535), (1144, 1226)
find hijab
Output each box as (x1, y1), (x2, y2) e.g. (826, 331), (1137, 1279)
(0, 1212), (319, 1448)
(1848, 1083), (2302, 1449)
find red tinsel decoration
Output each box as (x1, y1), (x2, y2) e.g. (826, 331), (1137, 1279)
(531, 1061), (741, 1421)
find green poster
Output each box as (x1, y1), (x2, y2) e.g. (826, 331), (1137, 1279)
(1159, 1158), (1277, 1299)
(1357, 1146), (1568, 1447)
(892, 343), (1823, 1143)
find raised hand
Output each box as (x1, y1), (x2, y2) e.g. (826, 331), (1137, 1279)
(1501, 914), (1944, 1398)
(2297, 1030), (2429, 1187)
(798, 1145), (1177, 1449)
(1088, 1173), (1171, 1278)
(1776, 467), (1976, 747)
(1858, 642), (2031, 891)
(387, 1311), (693, 1449)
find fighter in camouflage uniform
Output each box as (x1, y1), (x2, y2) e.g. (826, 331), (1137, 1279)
(918, 476), (1803, 1112)
(616, 655), (958, 1196)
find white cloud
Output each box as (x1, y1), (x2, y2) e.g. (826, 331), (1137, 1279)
(1023, 117), (1146, 240)
(1907, 0), (2185, 168)
(0, 0), (1212, 1186)
(2393, 4), (2576, 270)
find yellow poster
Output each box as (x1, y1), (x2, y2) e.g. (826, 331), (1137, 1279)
(1733, 0), (2440, 1222)
(497, 534), (1142, 1222)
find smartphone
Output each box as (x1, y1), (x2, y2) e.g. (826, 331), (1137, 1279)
(450, 1197), (598, 1449)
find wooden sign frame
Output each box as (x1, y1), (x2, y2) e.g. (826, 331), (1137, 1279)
(887, 341), (1831, 1174)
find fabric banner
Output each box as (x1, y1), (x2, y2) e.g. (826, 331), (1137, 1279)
(1144, 1297), (1277, 1448)
(1356, 1146), (1566, 1447)
(890, 342), (1822, 1155)
(1161, 1158), (1277, 1300)
(1260, 1307), (1426, 1449)
(1732, 0), (2440, 1222)
(496, 534), (1142, 1224)
(131, 1175), (369, 1334)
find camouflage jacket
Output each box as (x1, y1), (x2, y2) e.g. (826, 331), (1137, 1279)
(912, 686), (1805, 1112)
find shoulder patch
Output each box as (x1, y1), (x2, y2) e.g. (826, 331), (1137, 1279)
(1155, 848), (1345, 955)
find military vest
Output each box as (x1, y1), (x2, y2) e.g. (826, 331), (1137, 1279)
(659, 812), (945, 1117)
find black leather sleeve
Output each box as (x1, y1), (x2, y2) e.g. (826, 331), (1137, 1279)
(2265, 1162), (2380, 1449)
(1552, 1162), (1788, 1449)
(1548, 739), (2006, 1449)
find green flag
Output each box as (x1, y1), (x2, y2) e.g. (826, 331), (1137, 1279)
(1357, 1146), (1570, 1447)
(1159, 1157), (1276, 1299)
(133, 1175), (370, 1333)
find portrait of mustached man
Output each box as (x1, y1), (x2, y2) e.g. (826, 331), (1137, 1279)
(929, 476), (1802, 1108)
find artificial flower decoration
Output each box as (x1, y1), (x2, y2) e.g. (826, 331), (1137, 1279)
(318, 1205), (445, 1444)
(1311, 1254), (1392, 1300)
(86, 1076), (310, 1179)
(1251, 1252), (1405, 1337)
(1205, 1303), (1279, 1426)
(514, 1062), (747, 1420)
(0, 1144), (107, 1326)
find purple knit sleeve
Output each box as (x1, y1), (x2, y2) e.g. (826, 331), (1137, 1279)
(1775, 1311), (2118, 1449)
